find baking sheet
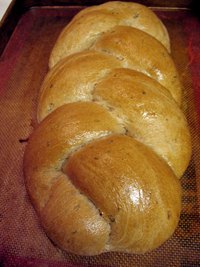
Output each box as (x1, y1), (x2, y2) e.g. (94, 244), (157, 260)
(0, 5), (200, 267)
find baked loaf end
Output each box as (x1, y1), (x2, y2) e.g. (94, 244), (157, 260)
(24, 1), (192, 256)
(24, 115), (182, 255)
(49, 1), (170, 68)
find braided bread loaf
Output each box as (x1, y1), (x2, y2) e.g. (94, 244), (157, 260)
(24, 1), (192, 256)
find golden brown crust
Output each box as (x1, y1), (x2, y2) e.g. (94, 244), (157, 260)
(37, 57), (191, 177)
(49, 1), (170, 68)
(39, 39), (182, 119)
(24, 1), (192, 256)
(37, 51), (122, 121)
(41, 175), (111, 255)
(24, 102), (125, 210)
(24, 107), (182, 254)
(24, 101), (189, 255)
(66, 135), (181, 253)
(92, 26), (182, 105)
(93, 68), (191, 178)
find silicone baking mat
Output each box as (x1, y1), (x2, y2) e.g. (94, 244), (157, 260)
(0, 6), (200, 267)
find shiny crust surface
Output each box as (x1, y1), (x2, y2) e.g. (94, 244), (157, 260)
(24, 1), (192, 257)
(49, 1), (170, 68)
(92, 26), (182, 105)
(37, 62), (191, 178)
(24, 103), (182, 255)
